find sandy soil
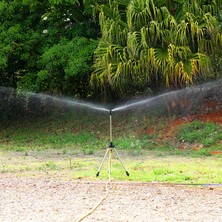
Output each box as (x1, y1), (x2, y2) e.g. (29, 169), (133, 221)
(0, 176), (222, 222)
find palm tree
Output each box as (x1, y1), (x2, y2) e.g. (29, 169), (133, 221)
(91, 0), (222, 96)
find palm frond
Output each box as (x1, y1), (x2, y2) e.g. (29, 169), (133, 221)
(92, 0), (221, 93)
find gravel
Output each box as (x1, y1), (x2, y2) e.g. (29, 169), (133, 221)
(0, 177), (222, 222)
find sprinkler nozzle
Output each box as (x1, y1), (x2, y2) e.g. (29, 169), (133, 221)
(109, 110), (112, 115)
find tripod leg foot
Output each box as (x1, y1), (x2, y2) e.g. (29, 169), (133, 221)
(96, 172), (100, 177)
(126, 171), (129, 177)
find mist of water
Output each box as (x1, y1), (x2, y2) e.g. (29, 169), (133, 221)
(111, 79), (222, 113)
(27, 92), (110, 113)
(1, 78), (221, 121)
(111, 90), (182, 112)
(0, 87), (111, 125)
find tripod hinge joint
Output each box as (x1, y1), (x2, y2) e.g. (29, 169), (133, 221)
(108, 142), (115, 148)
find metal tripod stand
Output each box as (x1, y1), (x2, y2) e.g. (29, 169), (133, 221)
(96, 110), (129, 178)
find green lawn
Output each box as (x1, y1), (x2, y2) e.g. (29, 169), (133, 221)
(1, 149), (222, 184)
(0, 112), (222, 184)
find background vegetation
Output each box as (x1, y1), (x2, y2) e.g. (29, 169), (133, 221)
(0, 0), (222, 101)
(1, 1), (222, 184)
(1, 109), (222, 183)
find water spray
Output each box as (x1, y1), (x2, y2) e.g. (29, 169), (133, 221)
(96, 109), (129, 178)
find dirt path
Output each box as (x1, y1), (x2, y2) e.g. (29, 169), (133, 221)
(0, 176), (222, 222)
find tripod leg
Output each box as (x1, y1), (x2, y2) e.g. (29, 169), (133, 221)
(113, 148), (129, 176)
(108, 148), (112, 181)
(96, 148), (109, 177)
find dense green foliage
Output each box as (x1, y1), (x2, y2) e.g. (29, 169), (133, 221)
(0, 0), (222, 99)
(92, 0), (222, 96)
(0, 0), (100, 97)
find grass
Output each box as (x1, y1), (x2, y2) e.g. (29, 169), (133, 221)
(176, 120), (222, 147)
(1, 150), (222, 184)
(0, 110), (222, 184)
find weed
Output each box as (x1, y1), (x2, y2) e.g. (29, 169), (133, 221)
(177, 121), (222, 147)
(153, 168), (174, 175)
(114, 136), (142, 156)
(68, 156), (72, 169)
(127, 139), (142, 156)
(38, 161), (60, 171)
(194, 149), (212, 157)
(1, 149), (222, 183)
(15, 147), (27, 152)
(62, 149), (68, 154)
(23, 150), (28, 156)
(82, 145), (95, 155)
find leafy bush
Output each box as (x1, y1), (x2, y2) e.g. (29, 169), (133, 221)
(177, 120), (222, 147)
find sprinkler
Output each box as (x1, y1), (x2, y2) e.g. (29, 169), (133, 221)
(108, 110), (114, 148)
(96, 110), (129, 177)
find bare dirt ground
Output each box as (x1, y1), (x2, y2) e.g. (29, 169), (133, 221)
(1, 100), (222, 222)
(0, 175), (222, 222)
